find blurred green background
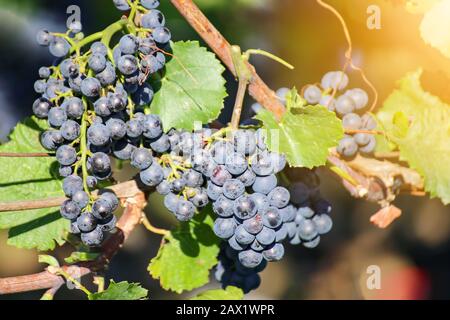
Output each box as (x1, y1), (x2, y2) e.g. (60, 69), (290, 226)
(0, 0), (449, 300)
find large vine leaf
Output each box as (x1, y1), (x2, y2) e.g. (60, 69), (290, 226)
(420, 0), (450, 59)
(0, 117), (68, 250)
(148, 208), (221, 294)
(150, 41), (227, 132)
(377, 69), (450, 204)
(255, 89), (344, 168)
(190, 286), (244, 300)
(89, 281), (148, 300)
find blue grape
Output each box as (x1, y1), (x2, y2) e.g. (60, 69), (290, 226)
(60, 120), (80, 141)
(36, 29), (53, 46)
(81, 77), (101, 97)
(303, 85), (322, 104)
(40, 130), (63, 151)
(142, 114), (163, 139)
(222, 179), (245, 200)
(152, 27), (171, 44)
(60, 200), (81, 220)
(183, 169), (203, 188)
(242, 214), (264, 235)
(64, 97), (84, 119)
(87, 123), (111, 146)
(113, 139), (136, 160)
(34, 80), (47, 93)
(213, 195), (234, 218)
(207, 181), (223, 201)
(252, 174), (277, 195)
(312, 214), (333, 235)
(213, 218), (237, 239)
(228, 235), (247, 251)
(113, 0), (130, 11)
(39, 67), (51, 79)
(88, 54), (107, 73)
(69, 21), (82, 33)
(106, 118), (127, 140)
(92, 197), (114, 220)
(237, 169), (256, 187)
(94, 97), (112, 117)
(211, 165), (232, 186)
(141, 0), (160, 9)
(261, 207), (282, 229)
(97, 215), (117, 232)
(81, 227), (104, 247)
(91, 152), (111, 174)
(139, 37), (156, 55)
(164, 193), (179, 212)
(76, 213), (97, 233)
(127, 118), (144, 138)
(134, 83), (154, 106)
(235, 225), (255, 245)
(225, 152), (247, 175)
(238, 250), (263, 269)
(233, 195), (257, 220)
(118, 55), (138, 75)
(256, 227), (276, 246)
(96, 62), (116, 86)
(72, 191), (89, 209)
(267, 187), (290, 208)
(142, 10), (165, 29)
(297, 219), (318, 241)
(140, 162), (164, 186)
(49, 37), (70, 58)
(131, 148), (153, 170)
(33, 98), (52, 118)
(48, 107), (67, 128)
(303, 237), (320, 249)
(189, 189), (209, 208)
(119, 34), (139, 55)
(263, 243), (285, 261)
(91, 41), (108, 56)
(275, 224), (288, 242)
(56, 145), (77, 166)
(279, 205), (296, 222)
(59, 166), (73, 177)
(250, 152), (274, 176)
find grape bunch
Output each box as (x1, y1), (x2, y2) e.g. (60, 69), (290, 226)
(32, 0), (171, 246)
(301, 71), (377, 158)
(215, 244), (265, 293)
(136, 126), (212, 222)
(200, 127), (332, 292)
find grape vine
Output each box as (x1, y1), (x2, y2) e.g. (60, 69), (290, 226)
(0, 0), (446, 301)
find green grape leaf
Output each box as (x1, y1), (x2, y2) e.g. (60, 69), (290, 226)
(64, 251), (100, 264)
(38, 254), (60, 267)
(150, 41), (227, 132)
(0, 117), (69, 251)
(420, 0), (450, 59)
(190, 286), (244, 300)
(255, 89), (344, 168)
(377, 69), (450, 204)
(88, 281), (148, 300)
(148, 208), (221, 294)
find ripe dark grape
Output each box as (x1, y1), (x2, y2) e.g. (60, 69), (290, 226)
(302, 72), (376, 158)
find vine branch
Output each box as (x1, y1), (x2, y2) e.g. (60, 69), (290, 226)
(170, 0), (285, 120)
(0, 152), (54, 157)
(0, 179), (148, 213)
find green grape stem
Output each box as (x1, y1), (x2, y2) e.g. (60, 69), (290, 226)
(80, 98), (92, 202)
